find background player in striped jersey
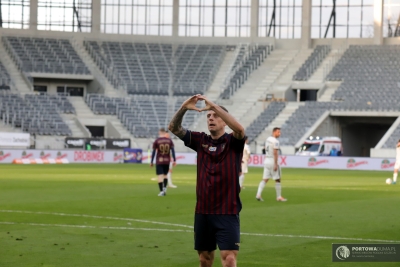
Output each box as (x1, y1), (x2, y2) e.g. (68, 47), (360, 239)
(239, 136), (250, 189)
(169, 94), (245, 267)
(256, 127), (287, 202)
(150, 128), (176, 196)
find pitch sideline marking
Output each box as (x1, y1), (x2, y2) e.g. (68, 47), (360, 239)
(1, 221), (399, 243)
(1, 210), (400, 243)
(0, 221), (192, 233)
(0, 210), (193, 229)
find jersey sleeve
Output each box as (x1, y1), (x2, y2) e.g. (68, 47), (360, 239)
(273, 140), (280, 150)
(170, 139), (174, 149)
(230, 134), (246, 153)
(152, 140), (157, 150)
(180, 130), (201, 151)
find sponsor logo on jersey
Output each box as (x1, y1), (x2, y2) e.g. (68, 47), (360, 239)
(209, 146), (217, 152)
(381, 159), (395, 169)
(202, 144), (208, 149)
(308, 157), (328, 167)
(346, 158), (368, 168)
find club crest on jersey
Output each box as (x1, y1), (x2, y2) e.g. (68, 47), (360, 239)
(209, 146), (217, 152)
(221, 143), (226, 151)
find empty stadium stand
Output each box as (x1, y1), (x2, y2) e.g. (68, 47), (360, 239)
(327, 45), (400, 107)
(85, 93), (201, 138)
(279, 45), (400, 146)
(85, 94), (122, 115)
(0, 92), (73, 136)
(0, 60), (11, 90)
(220, 44), (271, 99)
(86, 94), (172, 138)
(293, 45), (331, 81)
(383, 125), (400, 148)
(84, 41), (225, 96)
(245, 101), (286, 142)
(3, 36), (90, 75)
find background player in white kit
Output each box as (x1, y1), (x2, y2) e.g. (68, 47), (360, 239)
(392, 139), (400, 185)
(165, 132), (178, 188)
(256, 127), (287, 202)
(239, 137), (251, 189)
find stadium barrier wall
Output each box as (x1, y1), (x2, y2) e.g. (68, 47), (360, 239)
(140, 152), (395, 171)
(0, 149), (396, 171)
(0, 149), (124, 164)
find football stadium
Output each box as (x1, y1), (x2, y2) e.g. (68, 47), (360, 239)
(1, 0), (400, 266)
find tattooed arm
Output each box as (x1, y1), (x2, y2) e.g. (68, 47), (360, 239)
(168, 95), (201, 138)
(168, 107), (188, 138)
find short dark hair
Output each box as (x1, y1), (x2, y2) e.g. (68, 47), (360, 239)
(272, 127), (281, 133)
(219, 105), (229, 113)
(159, 128), (166, 133)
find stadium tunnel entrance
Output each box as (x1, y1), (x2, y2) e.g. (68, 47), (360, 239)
(313, 115), (397, 157)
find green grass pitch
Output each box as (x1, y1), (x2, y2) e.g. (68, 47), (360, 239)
(0, 164), (399, 267)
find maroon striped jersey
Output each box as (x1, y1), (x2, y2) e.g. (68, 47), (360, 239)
(153, 137), (174, 165)
(181, 130), (245, 214)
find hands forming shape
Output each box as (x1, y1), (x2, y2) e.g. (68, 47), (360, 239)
(181, 94), (214, 112)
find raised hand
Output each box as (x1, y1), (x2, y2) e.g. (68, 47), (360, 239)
(181, 94), (202, 112)
(197, 95), (215, 112)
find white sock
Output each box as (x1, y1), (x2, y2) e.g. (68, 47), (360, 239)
(256, 180), (266, 197)
(239, 174), (244, 187)
(275, 182), (281, 198)
(393, 173), (398, 182)
(168, 172), (173, 185)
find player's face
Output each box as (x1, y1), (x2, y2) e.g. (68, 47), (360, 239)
(273, 129), (281, 138)
(207, 110), (226, 133)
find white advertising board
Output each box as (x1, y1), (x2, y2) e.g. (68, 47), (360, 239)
(0, 149), (124, 164)
(142, 152), (395, 171)
(0, 149), (396, 171)
(0, 132), (30, 147)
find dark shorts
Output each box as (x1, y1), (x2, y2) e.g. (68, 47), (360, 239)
(194, 214), (240, 251)
(156, 164), (169, 175)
